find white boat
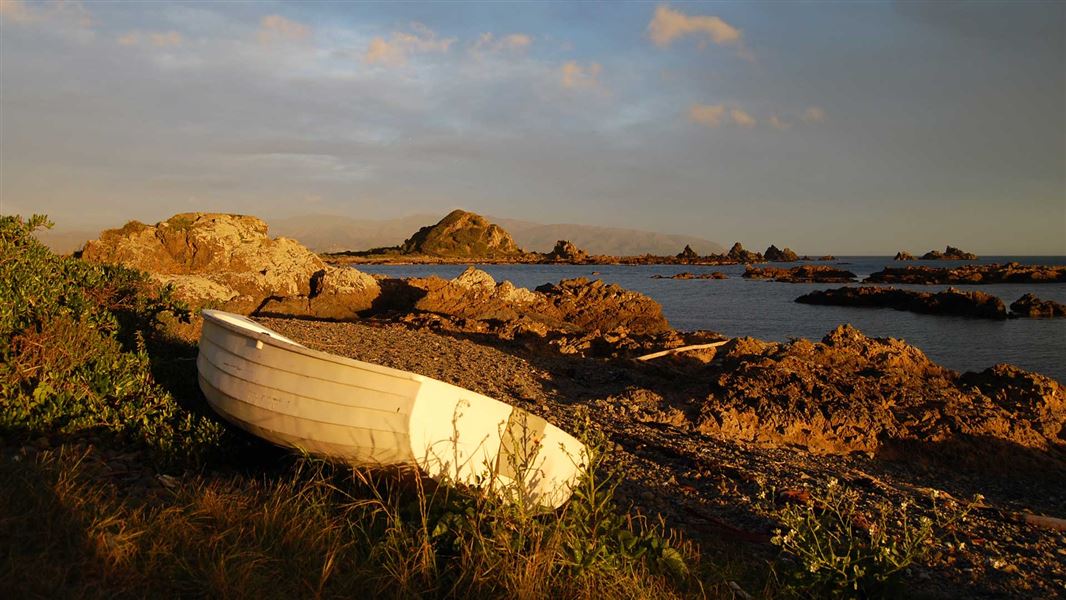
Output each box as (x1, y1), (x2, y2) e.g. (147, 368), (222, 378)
(197, 309), (586, 508)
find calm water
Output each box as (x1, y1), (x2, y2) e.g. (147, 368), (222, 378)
(356, 257), (1066, 382)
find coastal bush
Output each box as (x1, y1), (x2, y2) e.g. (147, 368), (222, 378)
(0, 214), (223, 461)
(771, 478), (973, 598)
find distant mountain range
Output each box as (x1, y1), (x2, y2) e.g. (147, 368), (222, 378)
(269, 214), (724, 256)
(35, 213), (725, 257)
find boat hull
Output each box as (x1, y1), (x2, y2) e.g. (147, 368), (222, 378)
(197, 310), (585, 508)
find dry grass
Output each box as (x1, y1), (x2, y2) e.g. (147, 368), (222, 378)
(1, 441), (724, 600)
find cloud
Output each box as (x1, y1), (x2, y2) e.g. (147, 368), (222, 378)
(364, 22), (455, 66)
(730, 108), (756, 127)
(473, 32), (532, 53)
(689, 104), (758, 128)
(0, 0), (33, 23)
(648, 5), (741, 48)
(118, 31), (183, 48)
(768, 114), (791, 130)
(0, 0), (92, 27)
(802, 106), (827, 123)
(688, 103), (725, 127)
(258, 14), (311, 45)
(560, 60), (602, 89)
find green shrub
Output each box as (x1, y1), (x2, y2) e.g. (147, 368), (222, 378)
(0, 214), (222, 461)
(771, 478), (973, 598)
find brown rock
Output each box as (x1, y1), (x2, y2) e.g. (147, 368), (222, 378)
(764, 245), (799, 262)
(1009, 293), (1066, 318)
(894, 251), (915, 261)
(533, 278), (672, 335)
(544, 240), (588, 263)
(796, 286), (1008, 320)
(676, 245), (699, 260)
(743, 265), (856, 283)
(866, 263), (1066, 285)
(651, 272), (727, 280)
(725, 242), (762, 263)
(81, 213), (329, 305)
(400, 210), (524, 258)
(696, 325), (1066, 465)
(921, 246), (978, 260)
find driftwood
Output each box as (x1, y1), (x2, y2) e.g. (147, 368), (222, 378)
(1022, 513), (1066, 531)
(635, 341), (730, 362)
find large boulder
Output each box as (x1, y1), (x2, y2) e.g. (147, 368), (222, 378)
(82, 213), (326, 302)
(257, 268), (381, 320)
(400, 210), (524, 258)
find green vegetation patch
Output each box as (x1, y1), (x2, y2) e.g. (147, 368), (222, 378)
(0, 215), (223, 462)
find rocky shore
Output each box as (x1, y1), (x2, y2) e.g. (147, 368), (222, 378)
(866, 263), (1066, 285)
(69, 211), (1066, 597)
(256, 316), (1066, 598)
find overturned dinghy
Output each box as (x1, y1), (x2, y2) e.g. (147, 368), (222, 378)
(197, 309), (585, 508)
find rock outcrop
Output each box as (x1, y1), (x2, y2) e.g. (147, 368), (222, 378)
(676, 245), (699, 260)
(743, 265), (857, 283)
(81, 213), (339, 307)
(796, 286), (1008, 320)
(725, 242), (762, 263)
(921, 246), (978, 260)
(533, 278), (672, 335)
(1010, 293), (1066, 318)
(894, 251), (915, 261)
(865, 263), (1066, 285)
(697, 325), (1066, 462)
(543, 240), (588, 263)
(378, 267), (671, 339)
(763, 245), (799, 262)
(399, 210), (524, 258)
(651, 272), (727, 280)
(257, 268), (382, 321)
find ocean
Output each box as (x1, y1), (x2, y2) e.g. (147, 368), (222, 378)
(354, 257), (1066, 383)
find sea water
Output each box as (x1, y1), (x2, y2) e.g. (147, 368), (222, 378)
(355, 257), (1066, 383)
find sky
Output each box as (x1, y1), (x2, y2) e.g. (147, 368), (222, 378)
(1, 0), (1063, 255)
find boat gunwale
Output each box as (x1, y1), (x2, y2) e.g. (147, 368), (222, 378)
(197, 334), (413, 409)
(201, 309), (429, 384)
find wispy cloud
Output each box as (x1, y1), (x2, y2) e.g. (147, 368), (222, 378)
(472, 32), (532, 54)
(648, 5), (741, 48)
(730, 108), (756, 127)
(560, 60), (602, 90)
(118, 30), (183, 48)
(802, 106), (827, 123)
(688, 103), (726, 127)
(690, 104), (759, 128)
(258, 14), (311, 45)
(364, 22), (455, 66)
(768, 114), (791, 130)
(0, 0), (92, 28)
